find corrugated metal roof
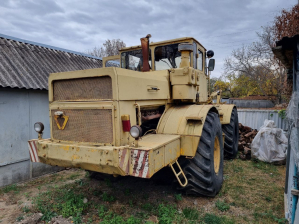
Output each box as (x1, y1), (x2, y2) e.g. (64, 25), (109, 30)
(0, 33), (103, 90)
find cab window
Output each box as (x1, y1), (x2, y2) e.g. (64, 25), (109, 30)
(197, 50), (203, 71)
(154, 44), (181, 70)
(121, 49), (151, 71)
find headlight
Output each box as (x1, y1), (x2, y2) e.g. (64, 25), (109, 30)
(34, 122), (44, 133)
(130, 125), (142, 139)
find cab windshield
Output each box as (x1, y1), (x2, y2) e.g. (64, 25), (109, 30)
(121, 50), (151, 71)
(154, 44), (181, 70)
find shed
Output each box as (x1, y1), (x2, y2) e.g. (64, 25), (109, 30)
(0, 33), (104, 187)
(272, 34), (299, 224)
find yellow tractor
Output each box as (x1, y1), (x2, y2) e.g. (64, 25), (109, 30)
(28, 35), (239, 196)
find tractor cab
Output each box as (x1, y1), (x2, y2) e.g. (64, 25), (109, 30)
(103, 37), (208, 73)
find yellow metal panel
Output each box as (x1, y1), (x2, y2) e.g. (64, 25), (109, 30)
(157, 104), (217, 157)
(115, 68), (170, 100)
(197, 72), (208, 102)
(127, 134), (180, 178)
(153, 147), (164, 173)
(164, 138), (181, 165)
(36, 139), (126, 175)
(48, 67), (119, 102)
(138, 134), (180, 149)
(180, 135), (200, 156)
(216, 104), (235, 124)
(172, 85), (197, 100)
(170, 67), (196, 85)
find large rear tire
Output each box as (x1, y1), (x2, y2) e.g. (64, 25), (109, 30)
(179, 112), (224, 197)
(222, 108), (239, 159)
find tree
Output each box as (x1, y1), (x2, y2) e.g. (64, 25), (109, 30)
(274, 5), (299, 40)
(223, 4), (298, 103)
(87, 39), (126, 57)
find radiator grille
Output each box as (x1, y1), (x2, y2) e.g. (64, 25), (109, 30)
(53, 76), (112, 101)
(51, 109), (113, 143)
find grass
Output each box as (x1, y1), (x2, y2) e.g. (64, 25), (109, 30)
(174, 193), (182, 202)
(202, 213), (235, 224)
(1, 184), (19, 194)
(1, 159), (286, 224)
(215, 200), (230, 212)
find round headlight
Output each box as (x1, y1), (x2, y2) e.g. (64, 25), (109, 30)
(130, 125), (142, 139)
(34, 122), (44, 133)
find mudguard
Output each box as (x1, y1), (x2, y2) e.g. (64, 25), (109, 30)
(157, 104), (218, 157)
(216, 104), (236, 125)
(157, 104), (236, 157)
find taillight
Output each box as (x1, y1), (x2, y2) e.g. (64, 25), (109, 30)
(121, 115), (131, 132)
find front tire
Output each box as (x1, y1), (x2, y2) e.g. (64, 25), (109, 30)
(179, 112), (224, 197)
(222, 108), (239, 159)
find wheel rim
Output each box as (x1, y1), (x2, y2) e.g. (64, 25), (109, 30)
(214, 136), (221, 174)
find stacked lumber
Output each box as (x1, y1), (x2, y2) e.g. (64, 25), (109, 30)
(238, 123), (258, 160)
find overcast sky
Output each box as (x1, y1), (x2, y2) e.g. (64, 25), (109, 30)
(0, 0), (297, 77)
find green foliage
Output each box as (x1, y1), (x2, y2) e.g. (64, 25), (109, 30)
(182, 207), (199, 221)
(69, 173), (81, 180)
(98, 207), (141, 224)
(16, 215), (24, 222)
(141, 203), (154, 211)
(75, 179), (86, 186)
(100, 211), (125, 224)
(41, 210), (57, 222)
(157, 204), (177, 224)
(202, 213), (235, 224)
(105, 178), (112, 188)
(102, 192), (116, 202)
(124, 188), (131, 196)
(93, 189), (103, 196)
(251, 160), (278, 174)
(129, 200), (134, 207)
(72, 213), (82, 224)
(253, 209), (287, 224)
(22, 206), (30, 213)
(98, 205), (108, 219)
(2, 184), (19, 193)
(278, 109), (286, 119)
(33, 185), (88, 222)
(126, 216), (142, 224)
(215, 200), (230, 212)
(174, 193), (182, 202)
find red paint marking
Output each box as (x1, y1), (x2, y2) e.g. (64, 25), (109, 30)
(119, 149), (127, 168)
(28, 142), (34, 162)
(132, 150), (141, 176)
(32, 141), (39, 162)
(29, 141), (36, 162)
(139, 151), (148, 178)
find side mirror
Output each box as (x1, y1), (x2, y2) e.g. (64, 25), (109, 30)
(208, 59), (215, 71)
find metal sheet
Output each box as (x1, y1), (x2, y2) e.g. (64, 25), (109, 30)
(0, 34), (103, 90)
(0, 88), (62, 187)
(51, 109), (113, 143)
(237, 109), (288, 130)
(53, 76), (112, 101)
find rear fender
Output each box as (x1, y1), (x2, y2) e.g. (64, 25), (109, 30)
(216, 104), (236, 125)
(157, 105), (218, 157)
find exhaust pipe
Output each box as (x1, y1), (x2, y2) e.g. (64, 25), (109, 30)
(140, 34), (151, 72)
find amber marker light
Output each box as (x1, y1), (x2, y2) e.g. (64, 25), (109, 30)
(121, 115), (131, 132)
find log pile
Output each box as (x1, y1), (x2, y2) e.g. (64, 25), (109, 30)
(238, 123), (258, 160)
